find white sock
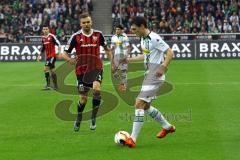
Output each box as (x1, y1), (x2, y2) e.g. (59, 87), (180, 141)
(131, 109), (144, 142)
(147, 106), (172, 129)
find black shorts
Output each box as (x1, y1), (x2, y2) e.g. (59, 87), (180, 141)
(45, 57), (56, 69)
(77, 69), (103, 94)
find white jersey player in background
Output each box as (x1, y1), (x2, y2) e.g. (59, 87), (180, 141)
(111, 24), (131, 92)
(124, 16), (176, 148)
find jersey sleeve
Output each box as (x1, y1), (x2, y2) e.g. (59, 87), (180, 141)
(64, 34), (76, 53)
(52, 35), (61, 46)
(41, 39), (45, 52)
(154, 37), (169, 53)
(124, 35), (130, 47)
(100, 33), (107, 47)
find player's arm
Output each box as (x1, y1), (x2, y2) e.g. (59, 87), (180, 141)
(155, 38), (174, 77)
(162, 48), (173, 68)
(110, 37), (115, 59)
(127, 54), (144, 62)
(126, 36), (144, 62)
(110, 45), (115, 57)
(125, 36), (131, 56)
(61, 35), (76, 64)
(104, 46), (112, 62)
(37, 40), (45, 62)
(156, 48), (173, 77)
(110, 37), (117, 71)
(127, 45), (131, 55)
(104, 46), (115, 73)
(52, 35), (62, 59)
(100, 33), (112, 62)
(61, 51), (76, 64)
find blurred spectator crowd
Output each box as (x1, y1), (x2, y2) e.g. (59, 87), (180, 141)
(112, 0), (240, 34)
(1, 0), (240, 43)
(0, 0), (93, 43)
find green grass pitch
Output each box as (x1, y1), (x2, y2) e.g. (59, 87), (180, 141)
(0, 60), (240, 160)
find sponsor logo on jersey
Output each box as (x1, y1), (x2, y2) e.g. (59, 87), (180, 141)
(141, 47), (150, 54)
(92, 36), (98, 42)
(81, 44), (98, 47)
(115, 40), (123, 45)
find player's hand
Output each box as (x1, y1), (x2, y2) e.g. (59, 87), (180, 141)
(155, 65), (167, 78)
(37, 55), (41, 62)
(68, 58), (76, 65)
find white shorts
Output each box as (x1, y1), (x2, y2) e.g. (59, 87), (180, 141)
(137, 74), (165, 103)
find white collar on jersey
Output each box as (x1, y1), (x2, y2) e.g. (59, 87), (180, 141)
(142, 31), (152, 40)
(81, 29), (93, 37)
(115, 33), (125, 37)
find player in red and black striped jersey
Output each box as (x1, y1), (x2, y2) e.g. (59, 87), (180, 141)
(61, 13), (112, 131)
(37, 26), (61, 90)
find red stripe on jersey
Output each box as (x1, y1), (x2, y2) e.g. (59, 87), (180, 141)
(87, 35), (92, 71)
(95, 32), (102, 70)
(82, 33), (87, 71)
(93, 33), (98, 69)
(94, 32), (98, 69)
(75, 34), (82, 75)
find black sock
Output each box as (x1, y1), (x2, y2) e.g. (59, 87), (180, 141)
(92, 91), (101, 125)
(51, 72), (58, 88)
(77, 101), (86, 122)
(45, 72), (50, 87)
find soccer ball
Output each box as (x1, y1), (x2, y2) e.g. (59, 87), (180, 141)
(114, 131), (130, 145)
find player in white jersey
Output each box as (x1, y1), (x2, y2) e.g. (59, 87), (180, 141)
(124, 16), (176, 148)
(111, 24), (131, 91)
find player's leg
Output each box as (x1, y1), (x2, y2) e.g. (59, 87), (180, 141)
(146, 105), (175, 138)
(119, 62), (128, 91)
(49, 57), (58, 89)
(131, 99), (148, 142)
(126, 79), (158, 145)
(91, 80), (101, 130)
(126, 78), (175, 147)
(43, 65), (50, 90)
(112, 57), (120, 79)
(50, 69), (58, 90)
(74, 92), (88, 132)
(125, 99), (148, 148)
(74, 75), (90, 132)
(90, 70), (103, 130)
(140, 80), (175, 138)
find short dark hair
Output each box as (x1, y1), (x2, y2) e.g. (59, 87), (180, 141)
(80, 12), (91, 19)
(42, 24), (49, 29)
(115, 24), (124, 30)
(131, 16), (147, 28)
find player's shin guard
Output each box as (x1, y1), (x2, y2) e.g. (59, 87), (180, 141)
(77, 101), (86, 122)
(147, 106), (171, 129)
(92, 90), (101, 126)
(45, 72), (50, 87)
(131, 109), (144, 142)
(51, 72), (58, 89)
(74, 101), (86, 131)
